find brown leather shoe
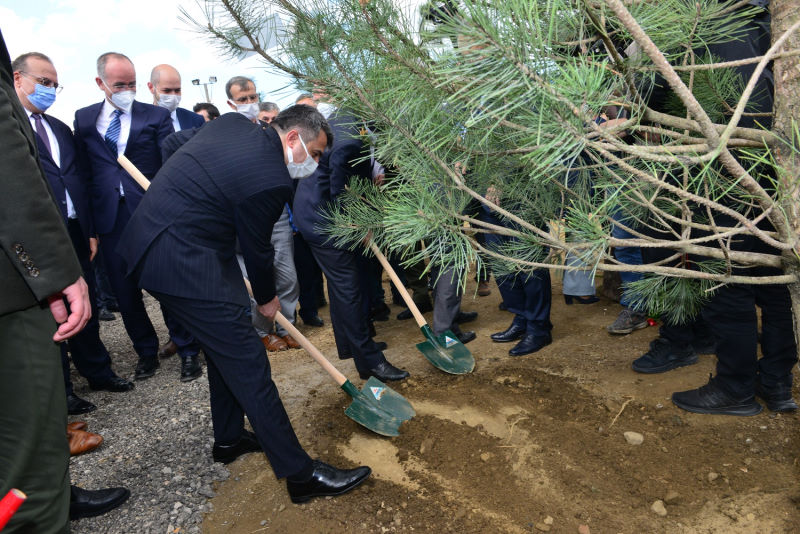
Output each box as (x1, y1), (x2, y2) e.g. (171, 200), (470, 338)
(282, 335), (301, 349)
(68, 429), (104, 456)
(67, 421), (88, 432)
(158, 339), (178, 358)
(477, 281), (491, 296)
(262, 334), (288, 352)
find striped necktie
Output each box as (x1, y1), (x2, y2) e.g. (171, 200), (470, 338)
(104, 109), (122, 157)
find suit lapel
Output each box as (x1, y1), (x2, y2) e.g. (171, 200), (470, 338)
(126, 101), (146, 155)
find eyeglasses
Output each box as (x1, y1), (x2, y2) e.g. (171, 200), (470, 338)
(20, 71), (63, 94)
(233, 94), (259, 104)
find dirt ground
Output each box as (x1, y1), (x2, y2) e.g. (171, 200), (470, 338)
(202, 275), (800, 534)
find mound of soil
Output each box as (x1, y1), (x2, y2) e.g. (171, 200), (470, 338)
(202, 276), (799, 533)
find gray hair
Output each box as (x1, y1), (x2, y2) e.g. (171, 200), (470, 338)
(259, 102), (280, 113)
(225, 76), (254, 99)
(11, 52), (53, 74)
(97, 52), (133, 79)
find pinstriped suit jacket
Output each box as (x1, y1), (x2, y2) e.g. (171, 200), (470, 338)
(118, 113), (291, 306)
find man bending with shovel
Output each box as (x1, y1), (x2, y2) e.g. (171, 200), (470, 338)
(118, 105), (371, 503)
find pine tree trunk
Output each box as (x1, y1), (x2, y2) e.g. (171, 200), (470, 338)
(771, 1), (800, 354)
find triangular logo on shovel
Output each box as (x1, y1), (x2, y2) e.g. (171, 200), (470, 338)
(370, 386), (386, 400)
(444, 336), (458, 348)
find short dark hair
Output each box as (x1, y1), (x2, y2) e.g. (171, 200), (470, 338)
(11, 52), (53, 74)
(97, 52), (133, 79)
(259, 102), (279, 113)
(271, 104), (333, 149)
(295, 93), (313, 104)
(225, 76), (254, 99)
(193, 102), (220, 119)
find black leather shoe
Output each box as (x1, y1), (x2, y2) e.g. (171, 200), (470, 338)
(134, 357), (159, 380)
(454, 311), (478, 324)
(755, 382), (798, 413)
(509, 334), (552, 356)
(212, 430), (262, 464)
(302, 315), (324, 327)
(287, 460), (371, 504)
(67, 393), (96, 415)
(396, 308), (414, 320)
(97, 307), (115, 321)
(672, 375), (763, 416)
(69, 485), (130, 520)
(180, 354), (203, 382)
(370, 302), (391, 322)
(89, 375), (135, 392)
(490, 323), (526, 343)
(358, 361), (410, 381)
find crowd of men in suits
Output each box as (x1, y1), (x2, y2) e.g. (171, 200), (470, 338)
(1, 3), (797, 530)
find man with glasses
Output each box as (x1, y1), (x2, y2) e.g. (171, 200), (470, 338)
(73, 52), (174, 382)
(225, 75), (260, 121)
(12, 51), (135, 413)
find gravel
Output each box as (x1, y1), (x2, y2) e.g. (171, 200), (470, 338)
(69, 293), (227, 534)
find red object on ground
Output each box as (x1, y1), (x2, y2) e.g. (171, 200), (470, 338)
(0, 488), (26, 531)
(646, 317), (658, 327)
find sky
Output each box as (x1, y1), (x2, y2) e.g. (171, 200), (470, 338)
(1, 0), (300, 125)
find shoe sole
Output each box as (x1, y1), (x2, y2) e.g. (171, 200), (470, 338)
(632, 354), (698, 374)
(490, 336), (524, 343)
(289, 471), (372, 504)
(671, 398), (763, 416)
(607, 321), (648, 335)
(135, 369), (158, 380)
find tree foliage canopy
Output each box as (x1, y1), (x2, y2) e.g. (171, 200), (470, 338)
(184, 0), (800, 324)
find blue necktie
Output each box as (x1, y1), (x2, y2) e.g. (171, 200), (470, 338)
(104, 109), (122, 157)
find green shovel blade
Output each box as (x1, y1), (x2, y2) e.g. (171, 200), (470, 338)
(416, 325), (475, 375)
(341, 378), (414, 437)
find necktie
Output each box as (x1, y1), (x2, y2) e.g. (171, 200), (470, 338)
(32, 114), (52, 156)
(104, 109), (122, 157)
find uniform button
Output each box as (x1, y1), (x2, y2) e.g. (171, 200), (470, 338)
(14, 244), (24, 254)
(29, 268), (40, 278)
(24, 260), (35, 269)
(19, 253), (29, 262)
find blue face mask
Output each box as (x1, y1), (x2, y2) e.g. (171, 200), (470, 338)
(27, 83), (57, 112)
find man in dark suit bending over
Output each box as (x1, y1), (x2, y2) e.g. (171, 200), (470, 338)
(118, 105), (371, 503)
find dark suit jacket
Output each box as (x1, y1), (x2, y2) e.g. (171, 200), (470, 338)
(73, 100), (173, 234)
(176, 107), (205, 130)
(37, 113), (94, 241)
(119, 113), (292, 307)
(293, 112), (371, 248)
(0, 28), (81, 315)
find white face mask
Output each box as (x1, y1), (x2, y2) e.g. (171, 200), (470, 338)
(316, 102), (334, 119)
(286, 135), (318, 179)
(103, 81), (135, 112)
(157, 93), (181, 113)
(232, 101), (259, 121)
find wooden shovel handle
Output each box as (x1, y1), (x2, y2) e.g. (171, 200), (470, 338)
(273, 311), (348, 387)
(118, 154), (151, 191)
(241, 277), (348, 387)
(368, 242), (427, 328)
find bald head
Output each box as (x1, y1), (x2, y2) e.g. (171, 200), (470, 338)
(148, 64), (182, 106)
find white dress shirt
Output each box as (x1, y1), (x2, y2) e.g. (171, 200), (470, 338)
(95, 98), (132, 195)
(26, 109), (76, 219)
(170, 110), (181, 132)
